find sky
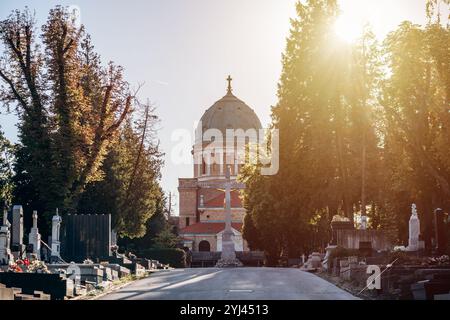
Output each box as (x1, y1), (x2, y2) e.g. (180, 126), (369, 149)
(0, 0), (431, 213)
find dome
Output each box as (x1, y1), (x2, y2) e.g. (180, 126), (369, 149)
(197, 77), (262, 142)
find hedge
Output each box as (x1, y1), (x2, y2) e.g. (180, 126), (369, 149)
(139, 248), (187, 268)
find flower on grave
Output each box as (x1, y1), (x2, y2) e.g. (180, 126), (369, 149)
(8, 263), (23, 273)
(27, 260), (50, 274)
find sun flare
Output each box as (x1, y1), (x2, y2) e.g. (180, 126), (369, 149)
(333, 0), (382, 43)
(334, 14), (365, 43)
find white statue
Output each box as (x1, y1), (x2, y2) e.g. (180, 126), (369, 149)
(360, 215), (368, 230)
(51, 209), (62, 259)
(199, 195), (205, 207)
(407, 203), (420, 251)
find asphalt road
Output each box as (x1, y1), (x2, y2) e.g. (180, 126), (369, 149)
(99, 268), (358, 300)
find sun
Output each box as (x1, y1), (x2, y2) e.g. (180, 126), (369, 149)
(334, 14), (365, 43)
(333, 0), (378, 43)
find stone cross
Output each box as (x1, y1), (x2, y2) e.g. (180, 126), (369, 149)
(215, 166), (242, 267)
(226, 75), (233, 94)
(407, 203), (420, 251)
(51, 209), (62, 260)
(28, 210), (41, 260)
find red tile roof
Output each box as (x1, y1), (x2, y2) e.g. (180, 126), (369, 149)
(179, 222), (243, 235)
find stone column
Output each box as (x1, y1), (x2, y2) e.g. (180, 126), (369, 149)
(407, 203), (420, 252)
(12, 205), (25, 259)
(0, 209), (13, 265)
(216, 166), (242, 267)
(51, 209), (62, 262)
(28, 210), (41, 260)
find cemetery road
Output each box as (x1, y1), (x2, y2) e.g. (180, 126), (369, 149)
(99, 267), (359, 300)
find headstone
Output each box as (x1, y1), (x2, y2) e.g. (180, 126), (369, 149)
(434, 208), (448, 255)
(51, 209), (62, 262)
(12, 205), (25, 258)
(0, 209), (14, 265)
(216, 166), (242, 267)
(407, 204), (420, 252)
(28, 210), (41, 260)
(360, 215), (368, 230)
(322, 245), (337, 271)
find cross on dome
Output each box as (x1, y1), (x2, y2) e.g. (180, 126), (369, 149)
(226, 75), (233, 94)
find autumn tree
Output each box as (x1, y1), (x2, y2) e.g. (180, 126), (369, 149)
(78, 103), (163, 238)
(0, 7), (134, 232)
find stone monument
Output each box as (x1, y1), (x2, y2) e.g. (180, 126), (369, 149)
(360, 215), (368, 230)
(216, 166), (243, 267)
(28, 210), (41, 260)
(0, 209), (13, 265)
(51, 209), (62, 262)
(12, 205), (25, 259)
(407, 203), (420, 252)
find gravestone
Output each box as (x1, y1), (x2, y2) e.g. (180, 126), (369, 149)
(360, 215), (368, 230)
(330, 218), (354, 245)
(407, 204), (420, 252)
(51, 209), (62, 262)
(0, 209), (14, 265)
(12, 205), (25, 259)
(28, 211), (41, 260)
(434, 208), (448, 255)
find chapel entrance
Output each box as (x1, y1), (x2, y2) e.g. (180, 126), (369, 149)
(198, 240), (211, 252)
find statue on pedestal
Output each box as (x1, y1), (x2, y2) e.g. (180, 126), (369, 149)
(407, 204), (420, 252)
(51, 209), (62, 262)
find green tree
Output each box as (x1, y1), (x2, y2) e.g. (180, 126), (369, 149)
(241, 0), (384, 260)
(78, 104), (163, 239)
(381, 16), (450, 249)
(0, 128), (14, 207)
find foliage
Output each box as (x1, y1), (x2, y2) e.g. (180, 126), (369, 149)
(0, 7), (135, 235)
(241, 0), (450, 258)
(0, 128), (14, 207)
(78, 107), (163, 238)
(241, 0), (383, 260)
(152, 225), (180, 249)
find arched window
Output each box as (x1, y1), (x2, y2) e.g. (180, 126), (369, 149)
(198, 240), (211, 252)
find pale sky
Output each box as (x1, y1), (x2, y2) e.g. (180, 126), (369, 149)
(0, 0), (431, 213)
